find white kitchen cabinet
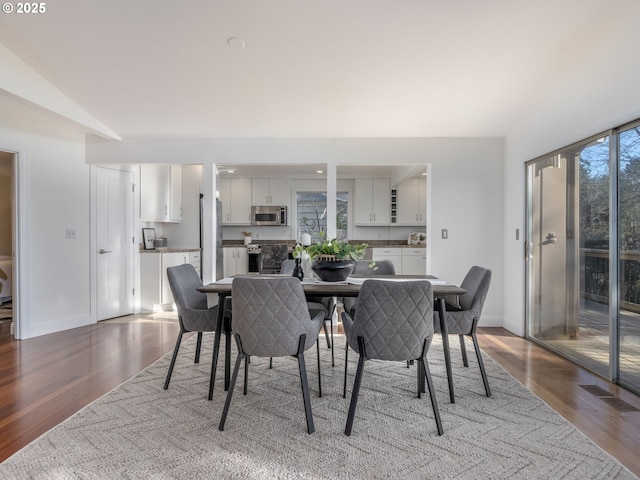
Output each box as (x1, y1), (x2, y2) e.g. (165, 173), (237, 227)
(396, 178), (426, 226)
(372, 247), (426, 275)
(169, 165), (183, 222)
(354, 178), (390, 225)
(139, 164), (182, 223)
(218, 177), (252, 225)
(223, 247), (248, 277)
(140, 250), (198, 311)
(401, 248), (427, 275)
(372, 247), (402, 274)
(251, 178), (289, 206)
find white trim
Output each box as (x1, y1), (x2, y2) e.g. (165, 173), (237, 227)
(90, 165), (97, 322)
(0, 142), (29, 339)
(477, 315), (503, 328)
(425, 163), (432, 274)
(26, 313), (93, 338)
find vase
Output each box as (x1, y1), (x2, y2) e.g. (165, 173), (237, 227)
(311, 259), (354, 282)
(292, 257), (304, 281)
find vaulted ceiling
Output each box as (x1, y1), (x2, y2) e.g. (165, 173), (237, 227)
(0, 0), (623, 139)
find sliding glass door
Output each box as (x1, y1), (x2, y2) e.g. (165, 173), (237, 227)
(527, 124), (640, 394)
(526, 135), (611, 377)
(618, 124), (640, 390)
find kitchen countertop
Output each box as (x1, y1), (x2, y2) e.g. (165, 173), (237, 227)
(140, 247), (201, 253)
(222, 240), (425, 248)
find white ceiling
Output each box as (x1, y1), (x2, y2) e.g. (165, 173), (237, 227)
(0, 0), (620, 139)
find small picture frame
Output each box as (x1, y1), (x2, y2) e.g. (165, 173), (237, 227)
(142, 228), (156, 250)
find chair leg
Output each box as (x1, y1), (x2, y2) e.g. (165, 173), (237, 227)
(330, 320), (335, 367)
(323, 319), (331, 349)
(459, 334), (469, 367)
(421, 357), (444, 436)
(471, 326), (492, 397)
(296, 335), (315, 434)
(269, 357), (273, 369)
(194, 332), (203, 363)
(316, 339), (322, 398)
(416, 360), (426, 396)
(345, 337), (366, 436)
(243, 356), (249, 395)
(218, 342), (245, 432)
(224, 329), (232, 390)
(163, 330), (183, 390)
(343, 339), (349, 398)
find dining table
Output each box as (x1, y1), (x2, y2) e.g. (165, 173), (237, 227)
(198, 274), (466, 403)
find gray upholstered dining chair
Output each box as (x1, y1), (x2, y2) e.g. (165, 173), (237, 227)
(219, 277), (324, 434)
(281, 258), (335, 351)
(342, 279), (443, 436)
(164, 263), (231, 395)
(341, 259), (396, 317)
(434, 265), (492, 397)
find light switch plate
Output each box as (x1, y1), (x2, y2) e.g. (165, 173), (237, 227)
(441, 228), (448, 240)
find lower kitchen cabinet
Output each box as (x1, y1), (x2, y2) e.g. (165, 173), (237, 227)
(140, 250), (201, 311)
(223, 247), (248, 277)
(372, 247), (426, 275)
(372, 247), (403, 274)
(401, 248), (427, 275)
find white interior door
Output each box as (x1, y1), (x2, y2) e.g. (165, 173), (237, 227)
(97, 167), (134, 320)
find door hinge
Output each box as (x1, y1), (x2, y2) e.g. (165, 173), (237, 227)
(133, 236), (135, 244)
(132, 184), (135, 192)
(132, 288), (135, 296)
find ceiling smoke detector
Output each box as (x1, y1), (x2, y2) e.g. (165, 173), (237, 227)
(227, 37), (246, 50)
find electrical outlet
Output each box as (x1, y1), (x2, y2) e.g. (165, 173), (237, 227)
(65, 228), (77, 239)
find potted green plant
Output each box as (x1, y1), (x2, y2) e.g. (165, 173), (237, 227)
(295, 236), (370, 282)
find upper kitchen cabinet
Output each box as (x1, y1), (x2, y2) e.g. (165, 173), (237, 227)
(251, 178), (289, 206)
(354, 178), (390, 226)
(218, 177), (252, 225)
(395, 177), (426, 226)
(140, 164), (182, 222)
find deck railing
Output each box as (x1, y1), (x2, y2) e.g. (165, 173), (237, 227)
(582, 248), (640, 312)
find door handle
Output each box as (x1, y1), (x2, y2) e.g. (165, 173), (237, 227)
(99, 249), (112, 254)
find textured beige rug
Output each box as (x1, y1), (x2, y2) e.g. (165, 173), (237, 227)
(1, 334), (636, 479)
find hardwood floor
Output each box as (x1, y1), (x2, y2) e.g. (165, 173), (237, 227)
(1, 318), (639, 477)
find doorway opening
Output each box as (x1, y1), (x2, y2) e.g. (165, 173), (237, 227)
(0, 151), (16, 336)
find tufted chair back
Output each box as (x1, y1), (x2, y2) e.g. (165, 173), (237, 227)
(344, 279), (434, 361)
(231, 277), (323, 357)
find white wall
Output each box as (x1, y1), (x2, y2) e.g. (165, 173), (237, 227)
(0, 123), (92, 338)
(503, 1), (640, 335)
(87, 136), (505, 327)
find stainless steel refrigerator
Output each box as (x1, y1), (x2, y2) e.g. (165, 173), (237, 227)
(200, 195), (224, 280)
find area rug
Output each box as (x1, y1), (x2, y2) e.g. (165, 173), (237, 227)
(1, 334), (636, 479)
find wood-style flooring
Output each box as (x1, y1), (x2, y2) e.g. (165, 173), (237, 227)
(1, 317), (639, 476)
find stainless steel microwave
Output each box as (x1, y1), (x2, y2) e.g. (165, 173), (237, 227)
(251, 205), (287, 226)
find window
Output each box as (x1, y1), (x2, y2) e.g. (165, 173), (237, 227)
(296, 191), (349, 243)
